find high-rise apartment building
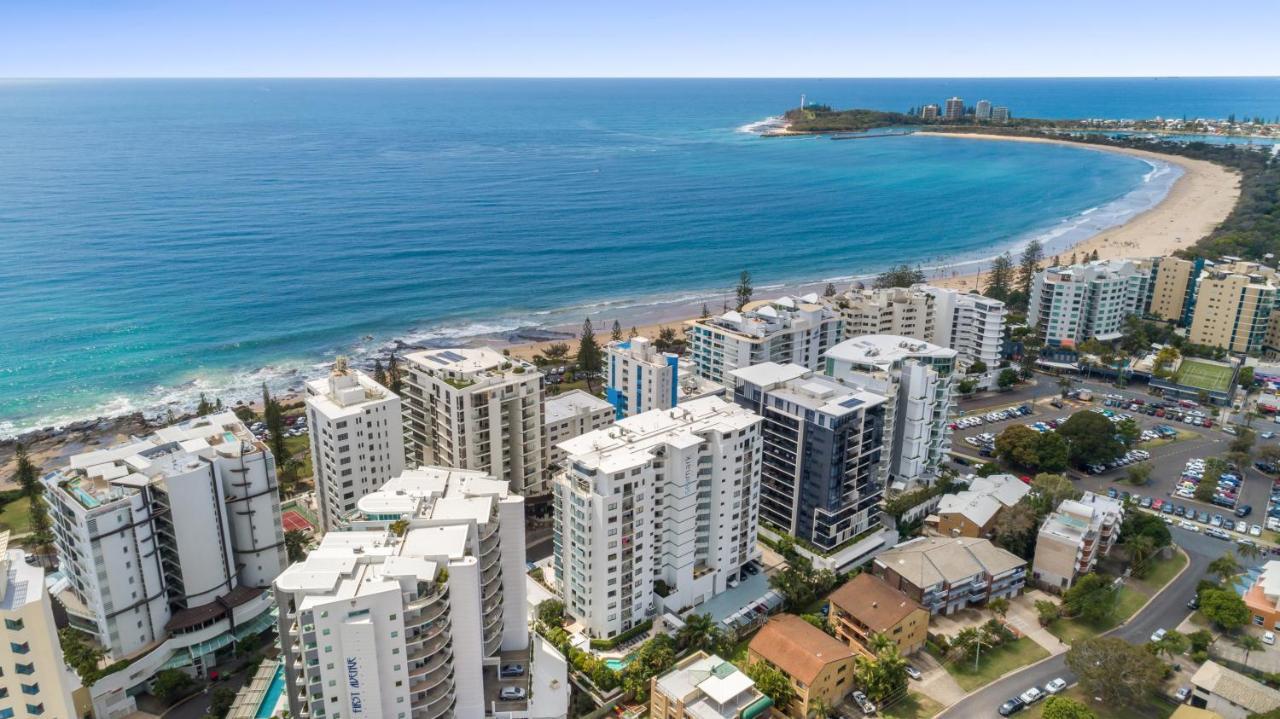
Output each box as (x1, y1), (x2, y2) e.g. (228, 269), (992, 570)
(1188, 261), (1279, 354)
(605, 336), (723, 419)
(544, 389), (614, 473)
(552, 397), (763, 639)
(0, 535), (85, 719)
(925, 287), (1007, 387)
(825, 336), (956, 490)
(1027, 258), (1154, 347)
(275, 467), (535, 719)
(43, 412), (285, 718)
(920, 104), (940, 120)
(975, 100), (993, 120)
(306, 358), (405, 531)
(831, 285), (935, 341)
(944, 97), (965, 120)
(401, 348), (546, 495)
(685, 295), (842, 391)
(991, 106), (1010, 123)
(730, 363), (887, 552)
(1149, 256), (1201, 323)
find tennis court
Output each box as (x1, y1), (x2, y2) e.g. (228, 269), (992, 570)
(1173, 359), (1234, 393)
(282, 510), (314, 533)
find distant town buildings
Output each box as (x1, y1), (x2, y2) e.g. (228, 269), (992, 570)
(400, 347), (547, 496)
(944, 96), (965, 120)
(43, 412), (285, 718)
(975, 99), (993, 121)
(992, 106), (1011, 123)
(1028, 258), (1155, 348)
(925, 474), (1030, 538)
(605, 335), (722, 419)
(828, 573), (929, 657)
(825, 336), (957, 489)
(920, 104), (940, 120)
(1031, 491), (1125, 592)
(305, 359), (405, 531)
(747, 614), (857, 719)
(730, 362), (888, 552)
(685, 295), (842, 391)
(649, 651), (770, 719)
(552, 397), (762, 639)
(0, 534), (84, 719)
(543, 388), (614, 473)
(872, 536), (1027, 615)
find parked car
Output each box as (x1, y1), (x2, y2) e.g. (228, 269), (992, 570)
(500, 687), (527, 701)
(998, 698), (1026, 717)
(500, 663), (525, 678)
(1237, 505), (1254, 518)
(1019, 687), (1045, 705)
(852, 690), (877, 715)
(1044, 678), (1068, 695)
(1266, 632), (1276, 646)
(905, 665), (922, 681)
(1151, 628), (1168, 642)
(1175, 687), (1192, 703)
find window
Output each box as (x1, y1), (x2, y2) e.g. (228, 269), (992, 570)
(14, 663), (34, 675)
(3, 619), (21, 631)
(20, 683), (38, 695)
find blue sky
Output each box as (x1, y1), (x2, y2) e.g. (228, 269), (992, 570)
(2, 0), (1277, 78)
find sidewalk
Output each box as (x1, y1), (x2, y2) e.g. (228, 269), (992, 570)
(1006, 591), (1069, 657)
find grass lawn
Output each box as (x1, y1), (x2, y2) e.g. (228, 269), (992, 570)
(1050, 552), (1186, 644)
(1021, 687), (1175, 719)
(881, 691), (943, 719)
(937, 637), (1050, 692)
(1174, 359), (1233, 393)
(0, 498), (31, 535)
(1132, 552), (1188, 594)
(282, 434), (313, 480)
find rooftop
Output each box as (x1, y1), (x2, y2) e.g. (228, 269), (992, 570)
(1191, 660), (1280, 714)
(655, 651), (764, 719)
(274, 527), (451, 603)
(828, 573), (924, 632)
(544, 389), (613, 424)
(558, 396), (759, 476)
(0, 543), (45, 612)
(749, 614), (854, 684)
(306, 362), (394, 413)
(351, 466), (514, 523)
(826, 335), (956, 368)
(730, 362), (887, 417)
(404, 347), (539, 387)
(688, 295), (833, 341)
(875, 536), (1025, 588)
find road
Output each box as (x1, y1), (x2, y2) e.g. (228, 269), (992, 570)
(935, 527), (1254, 719)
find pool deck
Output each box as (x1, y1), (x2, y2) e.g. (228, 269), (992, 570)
(228, 660), (285, 719)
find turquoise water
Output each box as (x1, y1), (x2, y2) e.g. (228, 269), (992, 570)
(605, 655), (634, 671)
(1, 78), (1278, 434)
(256, 664), (285, 719)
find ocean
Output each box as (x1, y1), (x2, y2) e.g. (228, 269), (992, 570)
(2, 77), (1278, 435)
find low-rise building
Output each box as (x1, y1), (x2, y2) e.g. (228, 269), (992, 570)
(650, 651), (772, 719)
(1031, 491), (1124, 593)
(1243, 560), (1280, 630)
(926, 474), (1030, 538)
(747, 614), (857, 718)
(872, 536), (1027, 615)
(1190, 660), (1280, 719)
(543, 389), (613, 473)
(827, 573), (929, 657)
(685, 295), (842, 391)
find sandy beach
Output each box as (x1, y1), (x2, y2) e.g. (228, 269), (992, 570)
(498, 133), (1241, 363)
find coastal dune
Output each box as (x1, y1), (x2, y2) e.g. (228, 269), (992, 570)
(502, 134), (1242, 361)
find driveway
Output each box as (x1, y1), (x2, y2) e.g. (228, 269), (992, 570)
(913, 646), (967, 707)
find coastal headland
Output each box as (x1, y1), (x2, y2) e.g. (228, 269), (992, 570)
(499, 130), (1241, 362)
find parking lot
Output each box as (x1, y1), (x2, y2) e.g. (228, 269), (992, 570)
(484, 647), (532, 711)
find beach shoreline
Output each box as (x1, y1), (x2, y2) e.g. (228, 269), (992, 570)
(496, 132), (1241, 363)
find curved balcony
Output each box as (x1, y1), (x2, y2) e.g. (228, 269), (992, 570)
(412, 674), (455, 706)
(414, 694), (456, 719)
(408, 599), (449, 627)
(481, 544), (502, 573)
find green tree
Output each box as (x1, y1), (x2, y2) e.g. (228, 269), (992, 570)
(1018, 239), (1044, 298)
(541, 342), (570, 364)
(992, 502), (1039, 558)
(736, 270), (754, 310)
(745, 660), (798, 709)
(824, 282), (838, 297)
(575, 319), (604, 392)
(60, 628), (106, 685)
(209, 686), (236, 718)
(1065, 636), (1164, 707)
(1035, 599), (1061, 626)
(996, 425), (1042, 469)
(372, 359), (387, 388)
(196, 392), (215, 416)
(1057, 375), (1074, 397)
(262, 383), (287, 464)
(1238, 634), (1265, 668)
(1062, 573), (1119, 623)
(1126, 463), (1152, 486)
(873, 264), (926, 289)
(1042, 696), (1097, 719)
(957, 378), (978, 394)
(1208, 553), (1244, 584)
(285, 529), (310, 564)
(1188, 630), (1216, 653)
(1034, 432), (1070, 472)
(656, 326), (679, 352)
(676, 613), (722, 653)
(1115, 417), (1142, 446)
(151, 668), (198, 704)
(386, 353), (403, 394)
(968, 359), (989, 375)
(989, 597), (1010, 620)
(1030, 473), (1081, 513)
(950, 625), (996, 671)
(1240, 366), (1256, 388)
(1127, 534), (1159, 578)
(1152, 629), (1189, 662)
(854, 644), (909, 703)
(1057, 411), (1125, 467)
(986, 253), (1015, 301)
(997, 368), (1020, 389)
(1200, 587), (1250, 630)
(12, 443), (38, 497)
(536, 599), (566, 629)
(611, 320), (623, 341)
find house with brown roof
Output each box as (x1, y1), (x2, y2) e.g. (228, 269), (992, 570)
(872, 536), (1027, 615)
(747, 614), (857, 718)
(828, 573), (929, 657)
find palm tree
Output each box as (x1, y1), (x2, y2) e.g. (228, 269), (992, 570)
(677, 613), (718, 652)
(1127, 534), (1158, 577)
(1208, 553), (1244, 584)
(1238, 541), (1264, 562)
(1057, 376), (1074, 397)
(1238, 635), (1264, 668)
(951, 627), (994, 671)
(988, 597), (1010, 621)
(868, 632), (895, 656)
(808, 696), (832, 719)
(1154, 630), (1189, 662)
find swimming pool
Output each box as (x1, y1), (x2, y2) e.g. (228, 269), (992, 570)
(256, 664), (286, 719)
(604, 655), (634, 672)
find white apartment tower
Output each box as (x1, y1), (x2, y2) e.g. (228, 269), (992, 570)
(0, 535), (84, 719)
(685, 295), (842, 391)
(401, 348), (547, 496)
(831, 285), (935, 340)
(552, 397), (763, 639)
(925, 287), (1006, 387)
(544, 389), (615, 474)
(975, 100), (993, 121)
(1028, 258), (1154, 348)
(275, 467), (532, 719)
(825, 336), (957, 490)
(991, 106), (1010, 123)
(42, 412), (285, 718)
(306, 358), (405, 531)
(605, 336), (723, 419)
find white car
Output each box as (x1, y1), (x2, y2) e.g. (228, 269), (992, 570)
(1044, 678), (1068, 695)
(1151, 628), (1167, 642)
(1252, 525), (1264, 537)
(1019, 687), (1045, 704)
(1266, 631), (1276, 646)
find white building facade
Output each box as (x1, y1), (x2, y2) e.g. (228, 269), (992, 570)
(1028, 258), (1154, 348)
(42, 413), (285, 718)
(925, 287), (1006, 387)
(544, 389), (614, 474)
(605, 336), (723, 420)
(401, 348), (547, 496)
(685, 295), (842, 391)
(552, 397), (763, 639)
(825, 336), (957, 490)
(306, 359), (405, 531)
